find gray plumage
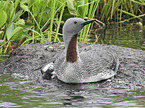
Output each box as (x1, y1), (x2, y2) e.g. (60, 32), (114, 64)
(54, 18), (119, 83)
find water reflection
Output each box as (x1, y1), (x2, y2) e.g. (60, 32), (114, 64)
(0, 74), (145, 107)
(91, 23), (145, 50)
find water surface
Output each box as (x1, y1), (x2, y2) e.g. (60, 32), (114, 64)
(91, 23), (145, 50)
(0, 74), (145, 107)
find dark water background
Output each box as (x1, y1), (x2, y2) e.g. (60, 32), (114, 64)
(0, 23), (145, 107)
(91, 22), (145, 50)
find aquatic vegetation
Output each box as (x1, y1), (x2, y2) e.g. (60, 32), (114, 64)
(0, 0), (145, 55)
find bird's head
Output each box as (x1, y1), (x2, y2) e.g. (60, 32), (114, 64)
(63, 18), (95, 36)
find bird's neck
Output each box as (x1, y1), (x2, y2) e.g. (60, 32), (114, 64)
(65, 34), (78, 63)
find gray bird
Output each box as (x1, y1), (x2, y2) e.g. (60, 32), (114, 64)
(42, 18), (119, 83)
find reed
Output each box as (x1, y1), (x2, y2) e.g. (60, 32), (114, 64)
(79, 0), (100, 42)
(96, 0), (145, 22)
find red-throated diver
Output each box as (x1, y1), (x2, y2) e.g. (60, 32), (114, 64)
(42, 18), (119, 83)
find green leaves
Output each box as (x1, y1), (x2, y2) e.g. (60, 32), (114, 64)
(75, 0), (88, 17)
(0, 0), (145, 55)
(6, 20), (25, 41)
(7, 26), (23, 41)
(6, 22), (15, 40)
(16, 19), (25, 27)
(1, 1), (14, 22)
(67, 0), (75, 15)
(20, 3), (29, 12)
(0, 9), (7, 28)
(67, 0), (88, 18)
(10, 27), (24, 41)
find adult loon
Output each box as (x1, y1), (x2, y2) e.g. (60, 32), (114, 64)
(42, 18), (119, 83)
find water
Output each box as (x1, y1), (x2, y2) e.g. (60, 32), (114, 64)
(0, 23), (145, 107)
(0, 74), (145, 107)
(91, 22), (145, 50)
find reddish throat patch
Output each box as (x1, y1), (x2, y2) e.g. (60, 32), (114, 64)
(66, 34), (78, 63)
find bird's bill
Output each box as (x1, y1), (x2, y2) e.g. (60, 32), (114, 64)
(82, 19), (96, 26)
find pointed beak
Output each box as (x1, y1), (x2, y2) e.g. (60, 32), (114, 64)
(82, 19), (96, 26)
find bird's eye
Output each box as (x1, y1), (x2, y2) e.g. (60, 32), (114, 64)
(74, 21), (77, 24)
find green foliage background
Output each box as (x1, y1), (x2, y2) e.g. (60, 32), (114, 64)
(0, 0), (145, 54)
